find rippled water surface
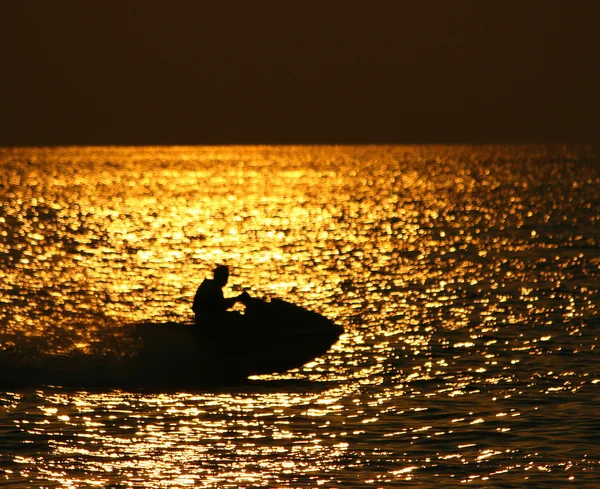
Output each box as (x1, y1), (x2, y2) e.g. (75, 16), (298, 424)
(1, 145), (599, 487)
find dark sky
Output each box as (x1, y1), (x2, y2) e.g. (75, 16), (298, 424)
(1, 0), (599, 146)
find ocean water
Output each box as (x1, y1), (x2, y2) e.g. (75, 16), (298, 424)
(0, 145), (599, 487)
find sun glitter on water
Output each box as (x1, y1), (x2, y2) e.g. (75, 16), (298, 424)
(1, 145), (599, 487)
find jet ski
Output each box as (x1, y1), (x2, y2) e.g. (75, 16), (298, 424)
(133, 297), (343, 385)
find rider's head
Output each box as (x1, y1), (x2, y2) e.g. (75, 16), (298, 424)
(213, 264), (229, 287)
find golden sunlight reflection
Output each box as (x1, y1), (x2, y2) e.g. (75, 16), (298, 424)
(15, 388), (368, 487)
(1, 145), (599, 486)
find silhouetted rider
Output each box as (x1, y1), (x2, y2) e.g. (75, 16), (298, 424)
(192, 265), (249, 325)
